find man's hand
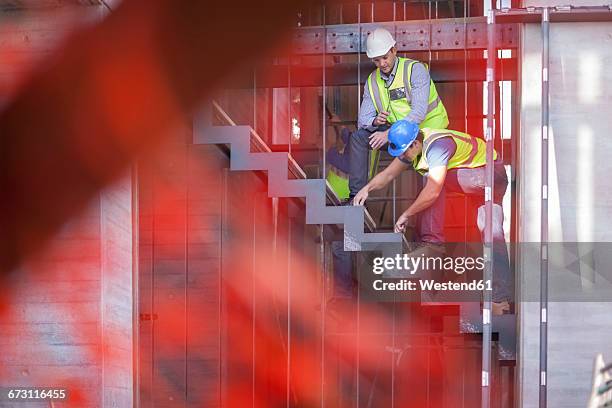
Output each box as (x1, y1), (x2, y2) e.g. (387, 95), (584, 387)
(394, 212), (411, 233)
(353, 187), (369, 206)
(372, 111), (390, 126)
(369, 130), (388, 150)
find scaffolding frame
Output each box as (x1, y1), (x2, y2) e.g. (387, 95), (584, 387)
(213, 4), (612, 407)
(484, 5), (612, 408)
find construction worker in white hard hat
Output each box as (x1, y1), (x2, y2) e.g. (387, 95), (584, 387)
(348, 27), (449, 202)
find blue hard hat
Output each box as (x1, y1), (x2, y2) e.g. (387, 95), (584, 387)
(387, 120), (419, 157)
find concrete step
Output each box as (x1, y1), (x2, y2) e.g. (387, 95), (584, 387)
(458, 302), (516, 361)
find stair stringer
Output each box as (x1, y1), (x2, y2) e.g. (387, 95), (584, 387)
(194, 124), (402, 255)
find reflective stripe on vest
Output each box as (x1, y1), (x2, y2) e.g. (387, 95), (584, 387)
(414, 129), (498, 175)
(366, 57), (448, 129)
(423, 131), (479, 167)
(369, 73), (384, 113)
(402, 59), (441, 115)
(426, 96), (441, 115)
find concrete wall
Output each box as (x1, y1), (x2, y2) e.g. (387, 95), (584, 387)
(101, 176), (135, 407)
(0, 3), (105, 106)
(0, 3), (134, 407)
(519, 11), (612, 408)
(138, 137), (225, 407)
(0, 176), (134, 407)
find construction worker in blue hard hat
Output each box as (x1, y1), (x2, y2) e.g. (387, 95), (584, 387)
(354, 120), (512, 315)
(347, 27), (449, 202)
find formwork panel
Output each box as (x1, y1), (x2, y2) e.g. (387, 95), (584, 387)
(519, 16), (612, 408)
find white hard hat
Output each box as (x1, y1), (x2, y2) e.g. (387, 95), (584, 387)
(366, 28), (396, 58)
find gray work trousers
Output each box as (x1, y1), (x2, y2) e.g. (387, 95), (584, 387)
(419, 162), (513, 302)
(348, 125), (390, 197)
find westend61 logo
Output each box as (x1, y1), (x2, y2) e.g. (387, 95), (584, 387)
(372, 254), (485, 275)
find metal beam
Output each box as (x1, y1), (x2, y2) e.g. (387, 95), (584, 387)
(0, 0), (98, 10)
(225, 59), (517, 89)
(291, 6), (612, 56)
(292, 17), (518, 54)
(495, 5), (612, 23)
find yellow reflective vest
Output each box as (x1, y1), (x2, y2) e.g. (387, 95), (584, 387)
(366, 57), (449, 129)
(326, 166), (350, 200)
(326, 152), (379, 200)
(412, 128), (498, 175)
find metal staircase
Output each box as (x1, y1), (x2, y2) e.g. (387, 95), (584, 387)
(194, 102), (403, 257)
(193, 101), (516, 361)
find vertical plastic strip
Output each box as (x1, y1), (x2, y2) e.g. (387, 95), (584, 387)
(482, 5), (496, 408)
(320, 4), (327, 407)
(322, 6), (327, 178)
(355, 4), (362, 405)
(540, 7), (550, 408)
